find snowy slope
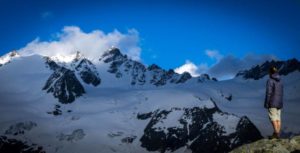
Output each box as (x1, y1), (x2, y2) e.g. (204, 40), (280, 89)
(0, 49), (298, 153)
(190, 72), (300, 137)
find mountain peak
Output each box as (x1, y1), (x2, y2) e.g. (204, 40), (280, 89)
(0, 50), (20, 66)
(99, 47), (127, 63)
(104, 47), (122, 57)
(147, 64), (161, 71)
(74, 51), (83, 61)
(236, 58), (300, 80)
(47, 51), (86, 63)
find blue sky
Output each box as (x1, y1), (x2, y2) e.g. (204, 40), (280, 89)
(0, 0), (300, 78)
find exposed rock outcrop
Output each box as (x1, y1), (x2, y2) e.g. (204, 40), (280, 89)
(43, 57), (85, 104)
(0, 136), (45, 153)
(137, 99), (263, 153)
(230, 135), (300, 153)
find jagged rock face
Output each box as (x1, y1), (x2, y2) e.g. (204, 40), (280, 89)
(198, 74), (211, 82)
(43, 58), (85, 104)
(0, 136), (45, 153)
(130, 62), (147, 85)
(42, 55), (101, 103)
(148, 64), (176, 86)
(236, 58), (300, 80)
(147, 64), (161, 71)
(101, 48), (127, 74)
(100, 48), (196, 86)
(197, 73), (218, 82)
(100, 48), (147, 85)
(75, 59), (101, 86)
(174, 72), (192, 84)
(138, 105), (262, 153)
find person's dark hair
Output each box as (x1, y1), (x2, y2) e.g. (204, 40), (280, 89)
(269, 66), (278, 74)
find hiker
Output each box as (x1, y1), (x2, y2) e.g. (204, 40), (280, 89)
(264, 66), (283, 139)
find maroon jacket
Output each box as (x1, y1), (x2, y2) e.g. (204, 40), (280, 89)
(264, 73), (284, 109)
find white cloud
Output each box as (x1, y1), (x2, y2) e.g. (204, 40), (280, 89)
(18, 26), (141, 61)
(174, 60), (200, 77)
(205, 49), (223, 61)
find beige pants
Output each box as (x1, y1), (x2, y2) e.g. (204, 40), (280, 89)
(268, 108), (281, 121)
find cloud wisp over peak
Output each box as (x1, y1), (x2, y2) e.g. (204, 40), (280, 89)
(15, 26), (278, 80)
(18, 26), (141, 62)
(174, 60), (201, 77)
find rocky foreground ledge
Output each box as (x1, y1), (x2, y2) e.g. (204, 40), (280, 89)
(230, 135), (300, 153)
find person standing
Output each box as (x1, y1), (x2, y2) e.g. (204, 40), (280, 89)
(264, 66), (284, 139)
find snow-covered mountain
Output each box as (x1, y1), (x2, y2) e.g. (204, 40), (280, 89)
(14, 47), (217, 104)
(98, 48), (216, 87)
(236, 58), (300, 80)
(0, 48), (299, 153)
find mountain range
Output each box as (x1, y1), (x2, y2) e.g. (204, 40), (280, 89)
(0, 48), (299, 153)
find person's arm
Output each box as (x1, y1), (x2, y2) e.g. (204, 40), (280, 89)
(264, 80), (273, 108)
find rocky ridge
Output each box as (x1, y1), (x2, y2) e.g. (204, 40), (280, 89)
(230, 135), (300, 153)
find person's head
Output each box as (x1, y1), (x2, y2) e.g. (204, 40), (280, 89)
(269, 66), (278, 76)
